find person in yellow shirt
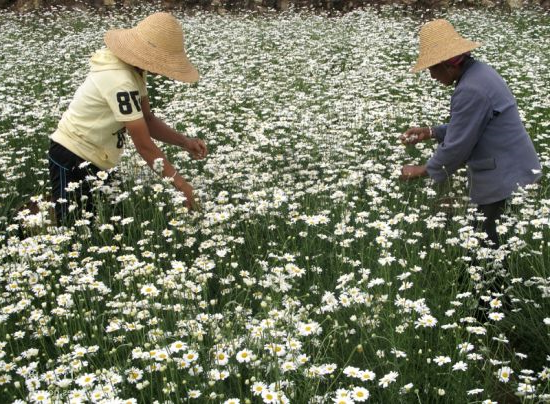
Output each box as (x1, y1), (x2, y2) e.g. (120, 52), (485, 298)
(49, 12), (207, 225)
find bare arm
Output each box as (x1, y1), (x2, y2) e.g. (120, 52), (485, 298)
(125, 117), (197, 210)
(141, 96), (207, 159)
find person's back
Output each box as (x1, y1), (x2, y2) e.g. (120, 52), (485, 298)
(454, 59), (541, 204)
(52, 48), (147, 170)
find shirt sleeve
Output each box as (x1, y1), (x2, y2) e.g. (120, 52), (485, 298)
(101, 71), (145, 122)
(426, 85), (493, 183)
(433, 124), (447, 143)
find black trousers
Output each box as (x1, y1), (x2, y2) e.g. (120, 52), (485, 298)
(48, 141), (100, 226)
(477, 199), (507, 249)
(475, 199), (511, 320)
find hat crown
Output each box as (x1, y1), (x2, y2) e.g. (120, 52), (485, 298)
(411, 19), (481, 73)
(136, 12), (184, 53)
(104, 12), (199, 83)
(419, 19), (462, 51)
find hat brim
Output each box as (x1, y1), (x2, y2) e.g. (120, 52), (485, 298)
(104, 29), (199, 83)
(412, 39), (481, 73)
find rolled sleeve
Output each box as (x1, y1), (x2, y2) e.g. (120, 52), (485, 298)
(427, 86), (493, 183)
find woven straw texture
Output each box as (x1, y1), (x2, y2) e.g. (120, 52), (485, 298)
(412, 19), (481, 73)
(104, 12), (199, 83)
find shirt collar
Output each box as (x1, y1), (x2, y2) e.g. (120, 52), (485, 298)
(455, 57), (476, 86)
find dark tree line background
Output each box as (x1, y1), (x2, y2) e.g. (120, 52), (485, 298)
(1, 0), (548, 17)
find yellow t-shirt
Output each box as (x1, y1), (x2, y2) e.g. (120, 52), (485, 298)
(51, 48), (148, 170)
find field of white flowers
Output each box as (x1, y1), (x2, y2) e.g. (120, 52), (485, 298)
(0, 4), (549, 403)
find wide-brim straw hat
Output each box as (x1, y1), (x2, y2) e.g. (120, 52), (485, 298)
(104, 12), (199, 83)
(412, 19), (481, 73)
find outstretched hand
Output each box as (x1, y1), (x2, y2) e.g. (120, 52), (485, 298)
(184, 138), (208, 160)
(400, 127), (432, 145)
(176, 180), (202, 212)
(400, 164), (428, 181)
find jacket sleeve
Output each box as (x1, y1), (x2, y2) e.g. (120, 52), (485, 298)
(433, 124), (447, 143)
(426, 86), (493, 183)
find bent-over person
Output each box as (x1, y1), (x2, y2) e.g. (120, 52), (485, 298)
(49, 12), (207, 226)
(400, 19), (541, 249)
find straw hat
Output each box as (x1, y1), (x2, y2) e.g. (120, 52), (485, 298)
(104, 12), (199, 83)
(412, 19), (481, 73)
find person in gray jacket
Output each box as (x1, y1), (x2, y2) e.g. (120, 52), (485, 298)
(400, 19), (541, 248)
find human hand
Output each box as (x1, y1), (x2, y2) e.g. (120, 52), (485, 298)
(184, 138), (208, 160)
(185, 191), (202, 212)
(400, 164), (428, 181)
(175, 179), (201, 212)
(400, 127), (432, 145)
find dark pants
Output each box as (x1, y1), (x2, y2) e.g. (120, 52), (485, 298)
(48, 141), (100, 226)
(477, 199), (507, 249)
(475, 199), (510, 320)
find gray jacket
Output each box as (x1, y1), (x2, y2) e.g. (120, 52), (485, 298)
(426, 58), (541, 205)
